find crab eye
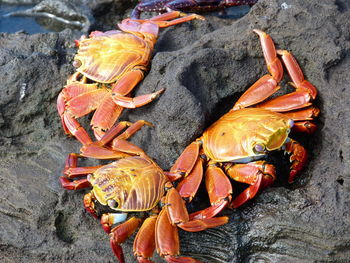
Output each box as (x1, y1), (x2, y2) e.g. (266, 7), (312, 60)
(288, 119), (294, 128)
(73, 59), (82, 68)
(253, 143), (265, 153)
(107, 199), (118, 209)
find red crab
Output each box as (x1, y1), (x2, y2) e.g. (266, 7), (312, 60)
(57, 11), (204, 142)
(60, 121), (228, 263)
(166, 29), (319, 219)
(131, 0), (258, 19)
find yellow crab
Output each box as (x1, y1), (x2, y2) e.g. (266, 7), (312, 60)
(59, 121), (227, 263)
(166, 29), (319, 219)
(57, 11), (204, 143)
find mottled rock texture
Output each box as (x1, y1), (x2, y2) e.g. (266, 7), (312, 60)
(0, 0), (349, 262)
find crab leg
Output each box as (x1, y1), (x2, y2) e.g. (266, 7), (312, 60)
(91, 93), (124, 140)
(168, 140), (201, 181)
(176, 158), (203, 202)
(62, 112), (93, 145)
(79, 120), (151, 159)
(59, 177), (91, 190)
(155, 209), (202, 263)
(127, 11), (204, 28)
(253, 29), (283, 82)
(59, 153), (98, 190)
(109, 217), (143, 263)
(165, 186), (228, 231)
(256, 90), (312, 112)
(134, 216), (157, 263)
(282, 106), (320, 121)
(62, 153), (103, 177)
(184, 164), (232, 220)
(277, 50), (317, 99)
(232, 29), (284, 110)
(232, 75), (280, 110)
(226, 161), (276, 208)
(110, 69), (165, 109)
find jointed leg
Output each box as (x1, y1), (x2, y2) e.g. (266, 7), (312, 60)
(224, 161), (276, 208)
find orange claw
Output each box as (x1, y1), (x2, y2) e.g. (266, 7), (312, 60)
(83, 192), (98, 219)
(284, 139), (308, 183)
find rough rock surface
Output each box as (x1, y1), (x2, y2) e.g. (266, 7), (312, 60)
(0, 0), (350, 262)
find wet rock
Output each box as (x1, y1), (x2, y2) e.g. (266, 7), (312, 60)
(5, 0), (136, 33)
(0, 0), (350, 262)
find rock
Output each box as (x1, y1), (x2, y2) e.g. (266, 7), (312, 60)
(0, 0), (350, 262)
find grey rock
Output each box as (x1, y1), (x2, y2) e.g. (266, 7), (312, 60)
(0, 0), (350, 262)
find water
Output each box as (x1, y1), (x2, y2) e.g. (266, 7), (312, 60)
(0, 3), (52, 34)
(0, 3), (251, 35)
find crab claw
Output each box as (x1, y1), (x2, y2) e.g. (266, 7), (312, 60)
(284, 139), (308, 183)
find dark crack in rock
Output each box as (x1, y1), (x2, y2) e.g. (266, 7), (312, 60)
(0, 0), (350, 262)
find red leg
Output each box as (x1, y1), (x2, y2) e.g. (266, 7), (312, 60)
(282, 106), (320, 121)
(168, 141), (201, 181)
(225, 161), (276, 208)
(109, 217), (142, 263)
(63, 153), (103, 178)
(125, 11), (205, 27)
(110, 69), (165, 108)
(164, 185), (228, 232)
(233, 75), (280, 110)
(277, 50), (317, 99)
(187, 164), (232, 220)
(62, 113), (93, 145)
(91, 93), (124, 140)
(253, 29), (283, 82)
(205, 164), (232, 205)
(112, 89), (165, 109)
(176, 158), (203, 202)
(79, 120), (151, 160)
(134, 216), (157, 262)
(256, 90), (312, 112)
(284, 139), (307, 183)
(155, 209), (202, 263)
(59, 176), (91, 190)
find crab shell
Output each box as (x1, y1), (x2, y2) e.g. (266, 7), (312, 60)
(73, 30), (153, 83)
(88, 156), (169, 211)
(201, 108), (294, 162)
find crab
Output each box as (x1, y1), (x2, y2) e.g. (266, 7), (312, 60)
(165, 29), (319, 219)
(59, 123), (228, 263)
(57, 11), (204, 143)
(131, 0), (258, 19)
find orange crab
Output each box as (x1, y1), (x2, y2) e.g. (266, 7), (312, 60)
(166, 29), (319, 219)
(57, 11), (204, 143)
(60, 123), (227, 263)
